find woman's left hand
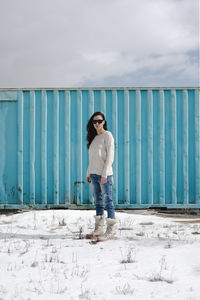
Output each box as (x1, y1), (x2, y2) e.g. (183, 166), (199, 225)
(101, 177), (107, 184)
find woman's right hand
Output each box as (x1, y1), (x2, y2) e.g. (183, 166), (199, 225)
(86, 176), (91, 183)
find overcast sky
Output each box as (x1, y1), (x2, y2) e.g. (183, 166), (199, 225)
(0, 0), (199, 88)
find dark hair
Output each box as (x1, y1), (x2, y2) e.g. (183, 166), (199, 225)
(86, 112), (108, 149)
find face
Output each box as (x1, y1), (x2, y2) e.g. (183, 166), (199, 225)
(92, 115), (105, 132)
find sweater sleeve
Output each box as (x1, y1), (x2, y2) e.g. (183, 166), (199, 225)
(101, 132), (114, 178)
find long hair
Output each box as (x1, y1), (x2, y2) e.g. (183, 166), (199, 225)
(86, 112), (108, 149)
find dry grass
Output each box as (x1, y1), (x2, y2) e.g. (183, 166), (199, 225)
(148, 276), (173, 284)
(115, 282), (135, 295)
(120, 247), (136, 264)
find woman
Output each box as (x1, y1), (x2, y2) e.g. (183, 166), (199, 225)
(86, 112), (117, 241)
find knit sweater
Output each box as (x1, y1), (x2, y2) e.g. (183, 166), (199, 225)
(87, 131), (114, 178)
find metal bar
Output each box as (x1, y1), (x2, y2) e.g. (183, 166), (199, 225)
(29, 91), (35, 205)
(64, 90), (71, 204)
(124, 89), (130, 204)
(135, 89), (141, 204)
(88, 90), (94, 204)
(159, 90), (165, 204)
(76, 90), (82, 204)
(1, 203), (200, 210)
(53, 90), (59, 205)
(0, 87), (197, 91)
(41, 90), (47, 205)
(17, 91), (23, 204)
(183, 90), (189, 204)
(100, 90), (106, 115)
(88, 90), (94, 116)
(195, 89), (200, 203)
(112, 90), (118, 205)
(0, 100), (16, 102)
(147, 90), (153, 205)
(171, 89), (177, 204)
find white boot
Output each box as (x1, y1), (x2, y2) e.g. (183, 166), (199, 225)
(86, 215), (105, 239)
(97, 218), (117, 242)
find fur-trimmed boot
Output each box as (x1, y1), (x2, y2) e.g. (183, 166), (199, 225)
(86, 215), (105, 239)
(97, 218), (117, 242)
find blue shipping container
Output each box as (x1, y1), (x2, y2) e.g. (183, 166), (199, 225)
(0, 88), (199, 209)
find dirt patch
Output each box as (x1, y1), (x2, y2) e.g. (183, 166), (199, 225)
(139, 222), (154, 226)
(174, 220), (200, 224)
(116, 209), (200, 219)
(0, 210), (23, 216)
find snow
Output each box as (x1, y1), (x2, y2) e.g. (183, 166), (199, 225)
(0, 209), (200, 300)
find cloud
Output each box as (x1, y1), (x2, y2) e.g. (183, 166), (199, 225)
(80, 51), (199, 87)
(0, 0), (199, 87)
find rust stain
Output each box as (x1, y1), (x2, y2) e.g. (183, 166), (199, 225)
(11, 187), (15, 196)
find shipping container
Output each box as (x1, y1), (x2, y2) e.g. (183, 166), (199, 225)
(0, 88), (199, 210)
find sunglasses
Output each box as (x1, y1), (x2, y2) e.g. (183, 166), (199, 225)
(92, 119), (104, 124)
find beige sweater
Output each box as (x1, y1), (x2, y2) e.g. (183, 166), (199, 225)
(87, 131), (114, 178)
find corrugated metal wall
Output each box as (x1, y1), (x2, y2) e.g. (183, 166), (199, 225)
(0, 88), (199, 209)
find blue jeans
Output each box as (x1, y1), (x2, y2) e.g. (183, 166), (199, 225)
(90, 174), (115, 219)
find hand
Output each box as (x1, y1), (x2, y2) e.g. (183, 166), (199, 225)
(101, 177), (107, 184)
(86, 176), (91, 183)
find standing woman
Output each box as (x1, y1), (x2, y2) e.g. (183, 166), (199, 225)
(86, 112), (117, 241)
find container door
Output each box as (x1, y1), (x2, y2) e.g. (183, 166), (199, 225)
(0, 100), (18, 206)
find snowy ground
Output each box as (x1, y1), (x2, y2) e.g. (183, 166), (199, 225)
(0, 209), (200, 300)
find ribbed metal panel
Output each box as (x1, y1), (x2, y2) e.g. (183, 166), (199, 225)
(0, 88), (199, 209)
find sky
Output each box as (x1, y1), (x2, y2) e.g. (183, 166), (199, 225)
(0, 0), (199, 88)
